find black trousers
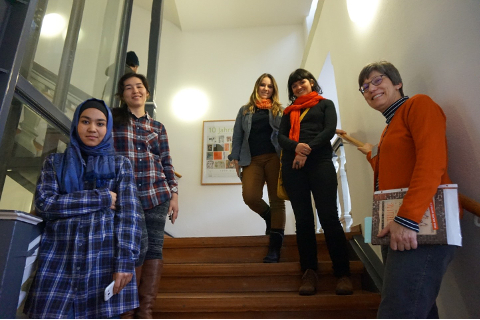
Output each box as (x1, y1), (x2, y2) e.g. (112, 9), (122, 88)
(282, 158), (350, 277)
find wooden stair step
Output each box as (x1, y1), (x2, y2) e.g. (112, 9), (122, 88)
(164, 228), (362, 249)
(160, 261), (365, 293)
(153, 291), (380, 316)
(163, 261), (364, 276)
(163, 228), (361, 264)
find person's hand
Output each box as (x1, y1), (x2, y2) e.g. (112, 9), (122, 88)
(109, 191), (117, 210)
(378, 221), (418, 251)
(233, 160), (240, 178)
(357, 143), (374, 155)
(168, 192), (179, 224)
(295, 143), (311, 156)
(292, 154), (307, 169)
(336, 129), (347, 136)
(113, 272), (133, 294)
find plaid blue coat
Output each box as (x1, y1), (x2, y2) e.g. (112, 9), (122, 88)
(24, 154), (142, 319)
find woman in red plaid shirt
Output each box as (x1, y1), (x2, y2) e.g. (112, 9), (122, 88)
(112, 73), (179, 319)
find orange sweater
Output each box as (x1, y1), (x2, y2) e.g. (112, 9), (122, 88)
(367, 94), (452, 223)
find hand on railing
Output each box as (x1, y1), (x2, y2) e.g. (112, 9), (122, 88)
(336, 130), (364, 147)
(335, 130), (480, 218)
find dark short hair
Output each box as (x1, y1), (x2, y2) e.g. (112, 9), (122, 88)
(358, 61), (404, 97)
(287, 68), (322, 103)
(126, 51), (139, 67)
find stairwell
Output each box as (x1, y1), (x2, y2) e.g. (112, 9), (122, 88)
(153, 226), (381, 318)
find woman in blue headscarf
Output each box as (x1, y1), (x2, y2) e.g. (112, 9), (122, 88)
(24, 99), (142, 319)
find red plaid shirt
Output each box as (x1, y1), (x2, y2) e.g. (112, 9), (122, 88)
(112, 112), (178, 210)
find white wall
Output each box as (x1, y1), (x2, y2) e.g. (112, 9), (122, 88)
(129, 5), (305, 237)
(302, 0), (480, 317)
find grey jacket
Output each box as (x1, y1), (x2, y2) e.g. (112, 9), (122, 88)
(228, 106), (282, 166)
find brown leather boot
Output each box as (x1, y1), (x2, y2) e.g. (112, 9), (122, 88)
(299, 269), (318, 296)
(136, 259), (163, 319)
(335, 276), (353, 295)
(120, 266), (144, 319)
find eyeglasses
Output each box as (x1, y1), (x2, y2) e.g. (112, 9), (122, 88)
(359, 74), (386, 94)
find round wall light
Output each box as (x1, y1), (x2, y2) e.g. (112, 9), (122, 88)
(172, 88), (209, 121)
(347, 0), (380, 28)
(40, 13), (67, 38)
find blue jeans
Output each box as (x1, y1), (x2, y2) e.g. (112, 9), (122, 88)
(378, 244), (455, 318)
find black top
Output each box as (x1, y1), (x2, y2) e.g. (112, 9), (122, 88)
(278, 99), (337, 164)
(248, 108), (276, 157)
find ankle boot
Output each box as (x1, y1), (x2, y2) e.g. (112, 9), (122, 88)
(299, 269), (318, 296)
(260, 207), (271, 235)
(263, 230), (284, 263)
(136, 259), (163, 319)
(335, 276), (353, 295)
(120, 265), (144, 319)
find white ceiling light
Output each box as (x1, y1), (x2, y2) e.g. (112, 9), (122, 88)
(347, 0), (380, 28)
(172, 88), (209, 121)
(40, 13), (67, 38)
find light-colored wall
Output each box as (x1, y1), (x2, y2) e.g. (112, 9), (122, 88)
(128, 5), (305, 237)
(302, 0), (480, 318)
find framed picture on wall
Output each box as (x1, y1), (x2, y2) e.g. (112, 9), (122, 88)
(201, 120), (240, 185)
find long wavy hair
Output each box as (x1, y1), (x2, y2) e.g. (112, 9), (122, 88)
(243, 73), (282, 117)
(111, 73), (151, 127)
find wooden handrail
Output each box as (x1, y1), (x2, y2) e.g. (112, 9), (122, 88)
(337, 133), (480, 218)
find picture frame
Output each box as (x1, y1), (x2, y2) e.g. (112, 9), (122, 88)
(201, 120), (240, 185)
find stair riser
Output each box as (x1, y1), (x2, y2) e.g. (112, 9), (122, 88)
(153, 293), (381, 313)
(159, 274), (362, 293)
(153, 310), (378, 319)
(163, 246), (334, 264)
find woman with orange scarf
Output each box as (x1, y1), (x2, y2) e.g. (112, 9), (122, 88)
(279, 69), (352, 296)
(228, 73), (286, 263)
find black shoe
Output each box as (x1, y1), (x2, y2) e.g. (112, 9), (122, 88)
(263, 230), (284, 263)
(260, 207), (271, 235)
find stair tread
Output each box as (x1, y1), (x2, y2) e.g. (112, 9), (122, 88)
(164, 229), (362, 249)
(162, 261), (364, 276)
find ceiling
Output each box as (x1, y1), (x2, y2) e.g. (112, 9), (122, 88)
(134, 0), (314, 31)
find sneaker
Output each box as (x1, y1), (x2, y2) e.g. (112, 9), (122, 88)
(335, 276), (353, 295)
(299, 269), (318, 296)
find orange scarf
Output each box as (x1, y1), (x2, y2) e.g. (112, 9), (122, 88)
(255, 99), (272, 109)
(283, 92), (325, 142)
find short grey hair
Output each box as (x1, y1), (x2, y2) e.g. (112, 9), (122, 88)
(358, 61), (404, 97)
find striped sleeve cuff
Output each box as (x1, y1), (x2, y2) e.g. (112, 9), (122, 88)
(394, 216), (420, 233)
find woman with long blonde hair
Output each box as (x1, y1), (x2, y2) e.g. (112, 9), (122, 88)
(228, 73), (286, 263)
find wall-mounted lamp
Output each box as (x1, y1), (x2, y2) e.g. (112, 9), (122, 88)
(40, 13), (67, 38)
(172, 88), (209, 121)
(347, 0), (380, 28)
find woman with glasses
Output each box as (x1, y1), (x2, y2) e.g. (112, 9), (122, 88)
(278, 68), (352, 296)
(355, 61), (456, 318)
(228, 73), (286, 263)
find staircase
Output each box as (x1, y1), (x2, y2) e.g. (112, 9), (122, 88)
(154, 226), (380, 318)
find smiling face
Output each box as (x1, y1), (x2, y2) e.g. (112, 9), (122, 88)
(122, 76), (149, 111)
(257, 76), (274, 99)
(291, 78), (314, 98)
(77, 108), (107, 147)
(362, 70), (403, 113)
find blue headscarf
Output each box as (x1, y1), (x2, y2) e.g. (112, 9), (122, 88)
(54, 98), (116, 194)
